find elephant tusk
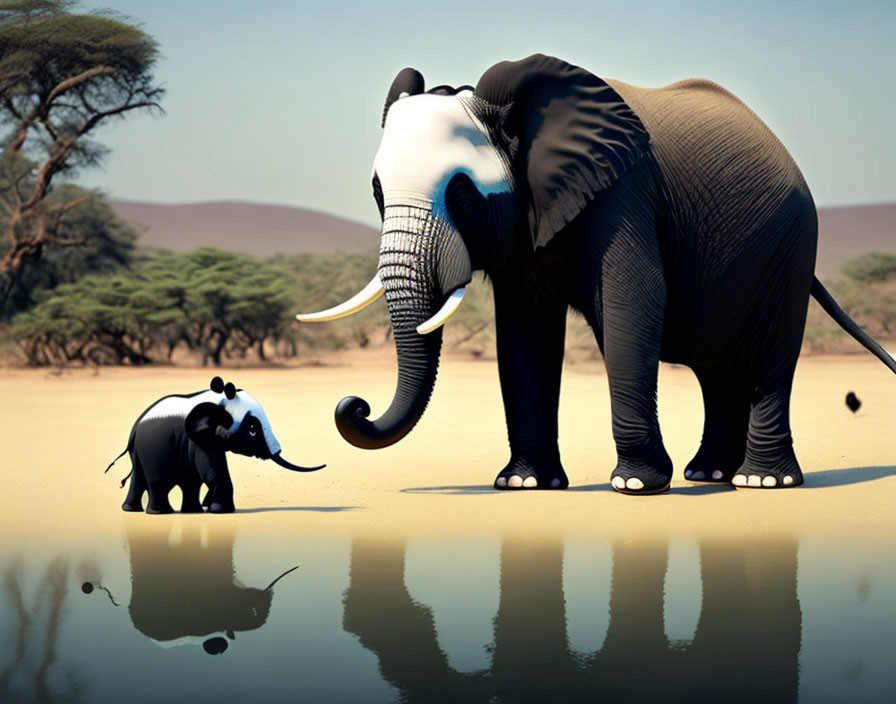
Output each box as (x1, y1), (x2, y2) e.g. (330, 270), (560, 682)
(296, 274), (385, 322)
(416, 287), (466, 335)
(270, 452), (326, 472)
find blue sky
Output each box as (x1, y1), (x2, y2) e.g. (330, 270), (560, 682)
(77, 0), (895, 226)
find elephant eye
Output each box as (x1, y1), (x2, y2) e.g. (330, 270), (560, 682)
(249, 427), (257, 437)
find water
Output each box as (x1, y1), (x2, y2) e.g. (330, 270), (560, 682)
(1, 525), (894, 703)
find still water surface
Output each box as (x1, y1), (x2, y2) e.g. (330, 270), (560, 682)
(1, 525), (893, 703)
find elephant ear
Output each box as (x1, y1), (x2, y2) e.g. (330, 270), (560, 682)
(382, 67), (425, 127)
(185, 403), (234, 450)
(475, 53), (650, 249)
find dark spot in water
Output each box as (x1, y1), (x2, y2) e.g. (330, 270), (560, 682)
(203, 637), (229, 655)
(81, 582), (94, 594)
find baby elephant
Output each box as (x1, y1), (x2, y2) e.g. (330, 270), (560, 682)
(108, 377), (324, 514)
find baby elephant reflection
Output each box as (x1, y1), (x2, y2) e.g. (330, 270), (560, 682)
(114, 523), (294, 654)
(344, 537), (800, 703)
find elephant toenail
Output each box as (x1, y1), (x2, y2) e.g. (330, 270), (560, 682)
(690, 470), (705, 480)
(712, 470), (724, 480)
(783, 475), (794, 485)
(508, 475), (523, 488)
(762, 476), (777, 487)
(747, 475), (761, 487)
(626, 478), (644, 490)
(732, 475), (747, 486)
(612, 476), (626, 490)
(496, 477), (507, 488)
(522, 476), (537, 488)
(550, 478), (561, 488)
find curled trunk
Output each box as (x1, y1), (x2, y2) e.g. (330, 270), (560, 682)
(335, 203), (470, 449)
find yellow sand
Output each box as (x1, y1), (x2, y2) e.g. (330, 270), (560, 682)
(2, 354), (894, 542)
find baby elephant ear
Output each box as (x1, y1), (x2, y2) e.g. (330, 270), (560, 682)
(185, 403), (234, 450)
(475, 53), (650, 249)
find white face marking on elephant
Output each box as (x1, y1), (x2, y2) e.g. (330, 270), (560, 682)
(219, 390), (280, 456)
(140, 389), (280, 456)
(374, 93), (511, 212)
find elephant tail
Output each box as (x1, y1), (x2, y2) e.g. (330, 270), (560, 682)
(104, 448), (128, 474)
(811, 277), (896, 374)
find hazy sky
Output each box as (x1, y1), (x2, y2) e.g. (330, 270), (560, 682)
(76, 0), (895, 226)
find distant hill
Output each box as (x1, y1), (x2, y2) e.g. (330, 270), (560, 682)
(816, 203), (895, 278)
(110, 200), (379, 255)
(111, 199), (894, 273)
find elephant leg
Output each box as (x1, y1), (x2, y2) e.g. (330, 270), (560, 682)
(145, 478), (174, 514)
(179, 476), (204, 513)
(122, 455), (147, 512)
(733, 358), (803, 488)
(206, 480), (235, 513)
(196, 450), (235, 512)
(600, 245), (672, 494)
(492, 275), (568, 490)
(684, 369), (751, 482)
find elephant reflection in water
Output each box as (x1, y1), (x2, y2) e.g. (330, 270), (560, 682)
(344, 537), (800, 703)
(126, 522), (293, 654)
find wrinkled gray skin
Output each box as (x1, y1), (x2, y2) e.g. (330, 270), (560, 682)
(325, 54), (894, 494)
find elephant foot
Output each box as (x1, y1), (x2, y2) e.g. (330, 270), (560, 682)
(121, 500), (144, 512)
(683, 444), (744, 483)
(146, 504), (174, 514)
(494, 455), (568, 490)
(180, 502), (204, 513)
(731, 450), (804, 489)
(610, 440), (672, 495)
(208, 501), (235, 513)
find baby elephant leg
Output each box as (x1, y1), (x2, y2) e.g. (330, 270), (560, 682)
(179, 476), (204, 513)
(145, 478), (174, 514)
(122, 456), (147, 512)
(196, 450), (235, 513)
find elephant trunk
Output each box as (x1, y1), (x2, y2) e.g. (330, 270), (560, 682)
(335, 203), (471, 449)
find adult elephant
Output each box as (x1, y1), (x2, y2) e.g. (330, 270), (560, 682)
(299, 53), (895, 494)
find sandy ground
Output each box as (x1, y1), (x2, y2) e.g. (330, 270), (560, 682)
(1, 354), (895, 543)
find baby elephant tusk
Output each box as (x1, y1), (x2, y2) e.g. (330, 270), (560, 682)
(417, 287), (466, 335)
(296, 274), (385, 322)
(270, 452), (326, 472)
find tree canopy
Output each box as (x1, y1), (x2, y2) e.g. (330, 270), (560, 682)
(0, 184), (137, 318)
(0, 0), (163, 309)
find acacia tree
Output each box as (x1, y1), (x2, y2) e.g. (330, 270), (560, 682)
(0, 0), (163, 308)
